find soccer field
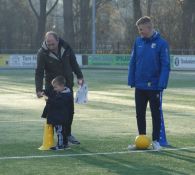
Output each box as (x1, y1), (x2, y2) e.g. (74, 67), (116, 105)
(0, 69), (195, 175)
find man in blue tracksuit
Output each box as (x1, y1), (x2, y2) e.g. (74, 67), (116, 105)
(128, 16), (170, 150)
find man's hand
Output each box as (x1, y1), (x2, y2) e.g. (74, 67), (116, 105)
(77, 78), (84, 86)
(36, 91), (44, 98)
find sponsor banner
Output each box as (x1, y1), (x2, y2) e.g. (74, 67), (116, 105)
(75, 54), (82, 66)
(88, 54), (195, 70)
(0, 54), (83, 68)
(0, 54), (9, 67)
(88, 54), (130, 66)
(172, 55), (195, 70)
(0, 54), (36, 68)
(1, 54), (195, 70)
(9, 54), (37, 68)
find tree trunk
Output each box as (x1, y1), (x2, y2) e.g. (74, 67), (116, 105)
(63, 0), (74, 47)
(28, 0), (59, 49)
(133, 0), (142, 22)
(133, 0), (142, 37)
(180, 0), (195, 50)
(36, 0), (47, 48)
(181, 1), (190, 49)
(147, 0), (152, 16)
(80, 0), (90, 50)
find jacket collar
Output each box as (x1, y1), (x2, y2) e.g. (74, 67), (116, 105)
(142, 31), (160, 42)
(59, 87), (70, 94)
(62, 87), (71, 93)
(42, 40), (66, 60)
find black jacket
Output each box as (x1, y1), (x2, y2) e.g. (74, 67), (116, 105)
(42, 88), (73, 126)
(35, 38), (83, 92)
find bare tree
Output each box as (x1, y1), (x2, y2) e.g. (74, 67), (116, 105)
(76, 0), (111, 51)
(96, 0), (110, 9)
(28, 0), (59, 48)
(63, 0), (74, 46)
(0, 0), (36, 51)
(179, 0), (195, 49)
(133, 0), (142, 22)
(79, 0), (90, 50)
(147, 0), (153, 16)
(133, 0), (142, 37)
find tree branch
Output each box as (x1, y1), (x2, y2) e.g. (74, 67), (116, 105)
(96, 0), (111, 9)
(46, 0), (59, 16)
(28, 0), (39, 19)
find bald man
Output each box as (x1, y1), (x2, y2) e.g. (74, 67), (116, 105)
(35, 31), (84, 145)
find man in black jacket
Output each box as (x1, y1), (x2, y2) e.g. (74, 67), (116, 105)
(35, 31), (84, 144)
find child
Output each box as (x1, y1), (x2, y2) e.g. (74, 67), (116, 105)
(41, 76), (73, 150)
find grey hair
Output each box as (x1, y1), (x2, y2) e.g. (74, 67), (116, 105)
(45, 31), (59, 41)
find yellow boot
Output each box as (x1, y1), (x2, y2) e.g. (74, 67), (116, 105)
(38, 123), (54, 150)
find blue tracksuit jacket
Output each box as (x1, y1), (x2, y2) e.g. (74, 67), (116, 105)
(128, 31), (170, 90)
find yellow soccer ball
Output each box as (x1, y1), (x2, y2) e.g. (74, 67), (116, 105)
(135, 135), (151, 149)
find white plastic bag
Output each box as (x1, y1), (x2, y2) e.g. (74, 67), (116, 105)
(75, 83), (88, 104)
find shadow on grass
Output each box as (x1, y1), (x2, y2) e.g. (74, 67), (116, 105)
(157, 150), (195, 163)
(68, 146), (188, 175)
(0, 140), (194, 175)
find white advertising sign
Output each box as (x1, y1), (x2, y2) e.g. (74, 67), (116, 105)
(172, 55), (195, 70)
(9, 54), (37, 68)
(7, 54), (82, 68)
(75, 54), (82, 66)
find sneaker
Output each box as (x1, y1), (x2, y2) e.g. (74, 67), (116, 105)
(68, 135), (80, 145)
(50, 145), (65, 151)
(127, 144), (137, 150)
(50, 144), (70, 151)
(152, 141), (161, 151)
(63, 144), (71, 150)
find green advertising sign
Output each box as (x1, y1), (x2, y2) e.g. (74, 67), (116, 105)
(87, 54), (181, 70)
(88, 54), (130, 65)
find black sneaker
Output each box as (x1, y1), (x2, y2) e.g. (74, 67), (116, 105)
(64, 144), (71, 150)
(50, 144), (71, 151)
(68, 135), (80, 145)
(50, 145), (65, 151)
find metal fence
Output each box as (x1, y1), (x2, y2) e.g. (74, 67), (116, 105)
(1, 42), (195, 55)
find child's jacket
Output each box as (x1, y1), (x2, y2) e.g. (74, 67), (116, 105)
(41, 88), (73, 126)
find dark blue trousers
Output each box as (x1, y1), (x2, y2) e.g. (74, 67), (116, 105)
(135, 88), (162, 141)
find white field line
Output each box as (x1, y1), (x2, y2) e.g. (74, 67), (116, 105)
(0, 115), (137, 123)
(0, 120), (43, 123)
(0, 146), (195, 160)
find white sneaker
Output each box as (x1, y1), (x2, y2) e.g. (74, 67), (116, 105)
(68, 135), (80, 145)
(152, 141), (161, 151)
(127, 144), (137, 150)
